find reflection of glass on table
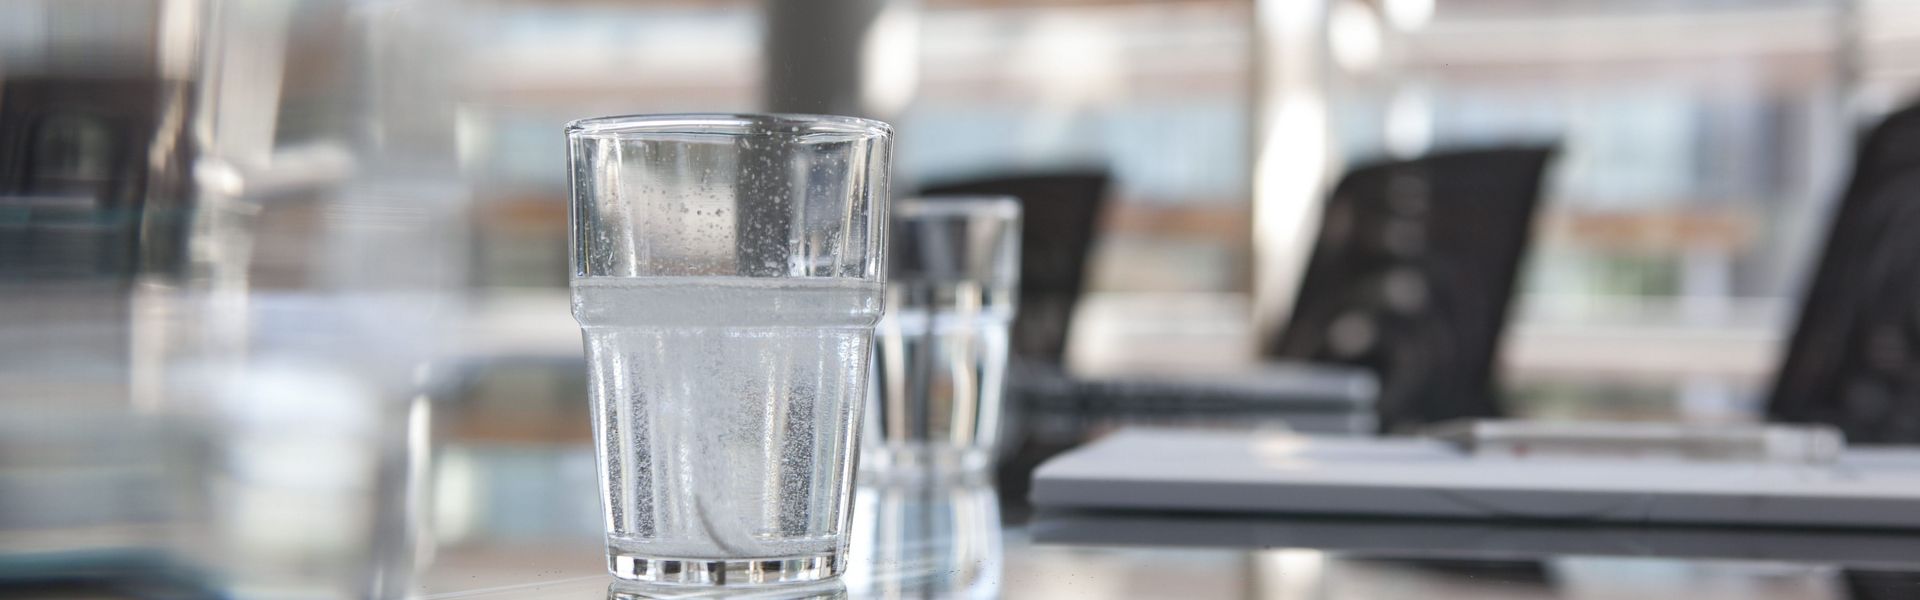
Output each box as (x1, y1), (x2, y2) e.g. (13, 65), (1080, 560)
(566, 113), (892, 586)
(865, 198), (1021, 478)
(843, 480), (1002, 600)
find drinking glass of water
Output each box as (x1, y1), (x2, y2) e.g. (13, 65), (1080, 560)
(566, 114), (891, 586)
(865, 198), (1021, 478)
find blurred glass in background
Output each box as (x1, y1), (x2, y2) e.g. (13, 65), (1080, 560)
(866, 198), (1022, 478)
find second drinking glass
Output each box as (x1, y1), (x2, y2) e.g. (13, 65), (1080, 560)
(864, 198), (1022, 478)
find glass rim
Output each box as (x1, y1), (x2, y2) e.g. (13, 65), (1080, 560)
(896, 196), (1022, 220)
(565, 113), (892, 142)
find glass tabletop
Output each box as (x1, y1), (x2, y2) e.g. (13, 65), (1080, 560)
(417, 443), (1920, 600)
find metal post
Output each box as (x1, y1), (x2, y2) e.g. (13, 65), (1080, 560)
(1251, 0), (1337, 336)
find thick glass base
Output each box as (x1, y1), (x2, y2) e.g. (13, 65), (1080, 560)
(860, 445), (991, 481)
(608, 551), (842, 586)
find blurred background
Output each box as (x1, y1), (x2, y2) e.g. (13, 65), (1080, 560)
(437, 0), (1917, 427)
(4, 0), (1920, 598)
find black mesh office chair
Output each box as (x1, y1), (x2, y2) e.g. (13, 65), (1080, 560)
(919, 171), (1110, 367)
(1768, 103), (1920, 443)
(0, 77), (195, 280)
(1267, 147), (1556, 432)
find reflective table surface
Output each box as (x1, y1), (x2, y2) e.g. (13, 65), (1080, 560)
(417, 444), (1920, 600)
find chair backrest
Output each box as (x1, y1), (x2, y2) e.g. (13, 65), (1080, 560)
(1768, 103), (1920, 442)
(0, 76), (192, 279)
(1267, 147), (1555, 431)
(920, 171), (1110, 365)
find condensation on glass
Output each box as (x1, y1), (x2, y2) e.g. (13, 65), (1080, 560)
(566, 113), (892, 586)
